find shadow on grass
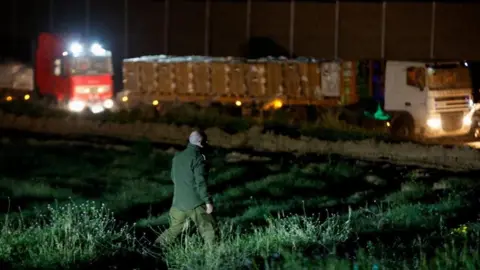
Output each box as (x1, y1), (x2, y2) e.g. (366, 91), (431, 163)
(115, 198), (173, 225)
(211, 167), (412, 231)
(209, 161), (276, 194)
(72, 250), (168, 270)
(0, 196), (58, 214)
(51, 178), (110, 198)
(0, 177), (111, 215)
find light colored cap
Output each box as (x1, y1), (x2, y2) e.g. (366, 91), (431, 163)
(189, 131), (204, 147)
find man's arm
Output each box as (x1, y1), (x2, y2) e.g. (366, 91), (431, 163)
(192, 155), (211, 204)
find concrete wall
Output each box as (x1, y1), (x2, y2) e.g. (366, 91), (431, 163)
(164, 1), (479, 60)
(2, 1), (480, 60)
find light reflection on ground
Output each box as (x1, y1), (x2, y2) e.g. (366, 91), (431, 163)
(466, 141), (480, 149)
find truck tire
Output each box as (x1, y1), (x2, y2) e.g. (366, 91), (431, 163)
(289, 106), (308, 125)
(41, 94), (58, 109)
(390, 116), (414, 140)
(241, 105), (253, 117)
(57, 97), (70, 111)
(468, 117), (480, 141)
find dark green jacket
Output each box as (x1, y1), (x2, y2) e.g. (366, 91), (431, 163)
(171, 143), (212, 210)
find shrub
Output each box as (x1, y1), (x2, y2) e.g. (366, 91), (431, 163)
(161, 211), (352, 269)
(0, 201), (135, 268)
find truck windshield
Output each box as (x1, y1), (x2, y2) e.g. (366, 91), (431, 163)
(69, 56), (113, 75)
(427, 67), (471, 90)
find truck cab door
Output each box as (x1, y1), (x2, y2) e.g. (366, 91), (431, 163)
(384, 62), (428, 125)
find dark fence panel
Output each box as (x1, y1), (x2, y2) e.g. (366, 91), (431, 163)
(211, 2), (247, 57)
(337, 2), (382, 59)
(128, 0), (166, 57)
(170, 0), (205, 55)
(294, 2), (335, 58)
(384, 3), (432, 60)
(250, 2), (290, 57)
(435, 3), (480, 60)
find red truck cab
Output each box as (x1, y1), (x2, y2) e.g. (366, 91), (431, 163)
(35, 32), (114, 113)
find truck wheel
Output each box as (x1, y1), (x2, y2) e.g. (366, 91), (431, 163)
(41, 94), (58, 108)
(58, 98), (70, 111)
(241, 106), (253, 117)
(289, 106), (308, 125)
(391, 120), (413, 140)
(469, 118), (479, 141)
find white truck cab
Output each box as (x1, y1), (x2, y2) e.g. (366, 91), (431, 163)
(384, 61), (474, 138)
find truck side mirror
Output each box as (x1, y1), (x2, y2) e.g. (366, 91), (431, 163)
(417, 69), (426, 91)
(417, 83), (425, 91)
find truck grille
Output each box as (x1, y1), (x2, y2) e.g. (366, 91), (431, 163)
(434, 96), (470, 112)
(89, 87), (99, 94)
(441, 112), (463, 132)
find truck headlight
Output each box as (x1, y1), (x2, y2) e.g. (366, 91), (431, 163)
(90, 43), (107, 56)
(69, 42), (83, 56)
(68, 100), (86, 112)
(90, 104), (104, 114)
(427, 118), (442, 129)
(103, 99), (114, 109)
(463, 116), (472, 126)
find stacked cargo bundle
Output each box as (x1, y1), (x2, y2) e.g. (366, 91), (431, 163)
(121, 55), (355, 108)
(209, 60), (228, 97)
(0, 62), (34, 91)
(228, 60), (247, 97)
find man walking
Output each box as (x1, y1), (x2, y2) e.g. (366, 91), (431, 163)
(155, 130), (215, 246)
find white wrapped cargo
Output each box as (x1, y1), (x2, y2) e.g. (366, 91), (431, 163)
(0, 62), (34, 91)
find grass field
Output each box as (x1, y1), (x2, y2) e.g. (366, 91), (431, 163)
(0, 100), (389, 142)
(0, 137), (479, 269)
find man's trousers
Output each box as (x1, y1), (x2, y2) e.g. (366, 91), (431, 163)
(155, 205), (216, 246)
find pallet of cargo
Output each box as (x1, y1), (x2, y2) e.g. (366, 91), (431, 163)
(119, 55), (357, 111)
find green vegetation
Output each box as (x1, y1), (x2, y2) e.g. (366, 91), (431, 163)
(0, 100), (388, 141)
(0, 138), (479, 269)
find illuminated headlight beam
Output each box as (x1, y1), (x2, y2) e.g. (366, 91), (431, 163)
(103, 99), (114, 109)
(426, 118), (442, 129)
(91, 43), (107, 56)
(68, 100), (86, 112)
(70, 42), (83, 56)
(90, 104), (105, 114)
